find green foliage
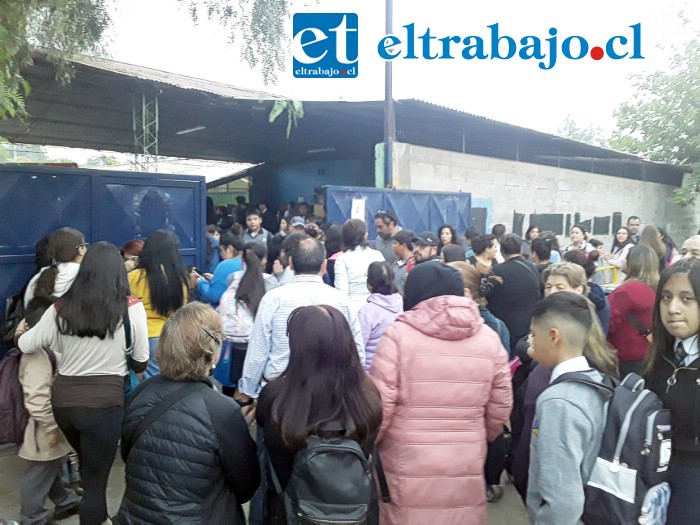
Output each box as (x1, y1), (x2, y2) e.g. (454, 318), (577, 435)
(181, 0), (289, 85)
(268, 99), (304, 138)
(0, 0), (110, 120)
(557, 115), (609, 148)
(0, 0), (292, 121)
(611, 39), (700, 205)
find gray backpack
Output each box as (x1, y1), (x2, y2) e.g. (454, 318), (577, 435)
(554, 372), (672, 525)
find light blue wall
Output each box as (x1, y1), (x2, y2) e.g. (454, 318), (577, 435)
(250, 159), (374, 207)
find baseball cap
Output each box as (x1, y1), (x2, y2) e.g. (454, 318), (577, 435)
(290, 216), (306, 227)
(412, 231), (438, 247)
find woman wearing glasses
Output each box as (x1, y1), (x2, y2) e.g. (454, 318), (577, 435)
(17, 242), (150, 525)
(23, 227), (88, 307)
(114, 302), (260, 525)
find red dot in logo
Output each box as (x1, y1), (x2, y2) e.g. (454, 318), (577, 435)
(341, 70), (347, 75)
(590, 47), (604, 60)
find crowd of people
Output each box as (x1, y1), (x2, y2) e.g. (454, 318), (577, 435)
(4, 205), (700, 525)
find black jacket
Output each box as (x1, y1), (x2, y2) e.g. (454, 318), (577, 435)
(647, 354), (700, 466)
(487, 256), (542, 350)
(113, 376), (260, 524)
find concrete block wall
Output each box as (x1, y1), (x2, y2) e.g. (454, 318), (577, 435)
(392, 142), (697, 247)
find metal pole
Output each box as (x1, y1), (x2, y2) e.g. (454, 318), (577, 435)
(384, 0), (396, 188)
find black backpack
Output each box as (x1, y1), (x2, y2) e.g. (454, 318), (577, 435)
(553, 372), (672, 525)
(266, 422), (389, 525)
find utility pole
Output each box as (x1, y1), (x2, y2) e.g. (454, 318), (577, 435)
(384, 0), (396, 188)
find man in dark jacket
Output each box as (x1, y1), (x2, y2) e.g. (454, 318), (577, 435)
(487, 234), (542, 351)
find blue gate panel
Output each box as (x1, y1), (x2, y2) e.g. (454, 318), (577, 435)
(0, 165), (206, 335)
(323, 186), (471, 239)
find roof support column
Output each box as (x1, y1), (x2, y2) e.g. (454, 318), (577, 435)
(383, 0), (395, 188)
(131, 93), (159, 172)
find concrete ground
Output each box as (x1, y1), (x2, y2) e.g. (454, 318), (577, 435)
(0, 445), (529, 524)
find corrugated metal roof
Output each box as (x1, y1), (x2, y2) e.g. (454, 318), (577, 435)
(71, 54), (288, 101)
(399, 98), (685, 167)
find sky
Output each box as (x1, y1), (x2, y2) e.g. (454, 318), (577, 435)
(101, 0), (700, 137)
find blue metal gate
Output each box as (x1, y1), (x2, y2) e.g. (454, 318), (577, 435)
(0, 165), (206, 336)
(323, 186), (471, 239)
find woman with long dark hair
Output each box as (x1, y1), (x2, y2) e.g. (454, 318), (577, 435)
(436, 224), (460, 255)
(216, 242), (268, 396)
(644, 258), (700, 523)
(521, 224), (540, 258)
(605, 226), (634, 281)
(17, 242), (149, 525)
(128, 229), (189, 378)
(24, 227), (87, 307)
(257, 305), (383, 522)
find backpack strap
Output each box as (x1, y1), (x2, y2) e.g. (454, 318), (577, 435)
(626, 312), (651, 338)
(551, 371), (616, 397)
(262, 443), (284, 495)
(373, 446), (392, 503)
(43, 348), (57, 376)
(124, 382), (207, 458)
(123, 313), (132, 357)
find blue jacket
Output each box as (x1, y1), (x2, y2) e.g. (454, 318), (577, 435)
(198, 257), (242, 305)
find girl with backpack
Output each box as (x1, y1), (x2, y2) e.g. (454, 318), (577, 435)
(256, 304), (383, 524)
(645, 257), (700, 524)
(216, 242), (268, 397)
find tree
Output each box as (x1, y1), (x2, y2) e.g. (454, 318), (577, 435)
(557, 116), (609, 148)
(0, 0), (290, 120)
(610, 39), (700, 205)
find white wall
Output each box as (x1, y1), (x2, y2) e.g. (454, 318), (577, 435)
(392, 142), (697, 247)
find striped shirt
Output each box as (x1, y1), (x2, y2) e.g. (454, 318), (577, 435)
(238, 274), (365, 398)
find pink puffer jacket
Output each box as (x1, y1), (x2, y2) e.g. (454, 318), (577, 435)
(370, 295), (512, 525)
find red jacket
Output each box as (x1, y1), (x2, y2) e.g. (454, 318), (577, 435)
(608, 280), (655, 361)
(370, 295), (512, 525)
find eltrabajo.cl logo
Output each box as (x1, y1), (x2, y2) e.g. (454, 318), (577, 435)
(292, 13), (359, 78)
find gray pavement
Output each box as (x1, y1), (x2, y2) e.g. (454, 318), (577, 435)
(0, 445), (528, 524)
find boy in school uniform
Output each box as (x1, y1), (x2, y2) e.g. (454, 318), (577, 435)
(526, 292), (608, 525)
(17, 297), (80, 524)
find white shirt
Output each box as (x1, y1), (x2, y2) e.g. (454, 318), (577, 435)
(550, 355), (591, 384)
(18, 302), (149, 376)
(674, 335), (700, 367)
(238, 274), (365, 398)
(334, 246), (385, 314)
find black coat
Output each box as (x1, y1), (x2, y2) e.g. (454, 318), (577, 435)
(647, 354), (700, 467)
(487, 256), (542, 350)
(113, 376), (260, 524)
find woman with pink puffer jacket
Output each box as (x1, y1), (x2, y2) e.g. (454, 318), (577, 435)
(370, 262), (513, 525)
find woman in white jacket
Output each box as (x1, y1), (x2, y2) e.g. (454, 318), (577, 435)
(606, 226), (634, 281)
(334, 219), (385, 315)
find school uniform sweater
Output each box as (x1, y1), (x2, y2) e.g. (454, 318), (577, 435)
(527, 369), (606, 525)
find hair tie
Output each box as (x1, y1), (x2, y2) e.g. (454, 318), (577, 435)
(479, 277), (495, 297)
(50, 259), (58, 268)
